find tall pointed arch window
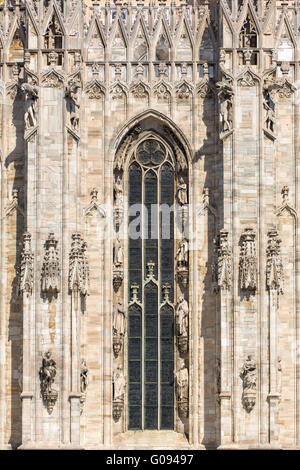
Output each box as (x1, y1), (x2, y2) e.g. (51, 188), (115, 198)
(127, 138), (177, 430)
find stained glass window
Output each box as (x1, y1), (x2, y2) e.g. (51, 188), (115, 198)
(127, 138), (176, 430)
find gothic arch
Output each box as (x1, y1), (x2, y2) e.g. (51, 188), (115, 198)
(111, 110), (192, 433)
(110, 109), (193, 168)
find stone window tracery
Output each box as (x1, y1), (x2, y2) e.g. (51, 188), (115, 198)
(113, 134), (189, 431)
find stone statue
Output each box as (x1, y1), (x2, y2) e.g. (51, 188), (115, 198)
(176, 239), (188, 268)
(113, 236), (123, 268)
(240, 355), (257, 412)
(263, 90), (276, 133)
(21, 83), (38, 129)
(176, 358), (189, 405)
(220, 95), (233, 133)
(39, 351), (58, 414)
(278, 357), (282, 395)
(113, 298), (125, 336)
(240, 355), (257, 391)
(65, 80), (81, 131)
(176, 296), (189, 337)
(80, 359), (88, 394)
(113, 366), (125, 402)
(177, 176), (188, 206)
(114, 176), (123, 207)
(39, 351), (57, 394)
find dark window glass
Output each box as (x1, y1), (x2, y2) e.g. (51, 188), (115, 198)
(128, 140), (176, 431)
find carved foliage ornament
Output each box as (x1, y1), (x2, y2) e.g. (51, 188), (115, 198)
(68, 233), (89, 296)
(266, 229), (283, 294)
(239, 228), (257, 292)
(19, 232), (34, 296)
(41, 233), (60, 295)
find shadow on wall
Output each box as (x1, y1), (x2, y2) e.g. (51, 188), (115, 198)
(5, 89), (25, 449)
(196, 91), (222, 448)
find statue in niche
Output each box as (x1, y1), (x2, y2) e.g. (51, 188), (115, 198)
(114, 176), (123, 207)
(65, 80), (81, 131)
(176, 238), (189, 268)
(240, 355), (256, 391)
(263, 89), (276, 133)
(113, 366), (126, 402)
(113, 236), (123, 268)
(113, 365), (125, 422)
(39, 351), (56, 394)
(176, 296), (189, 338)
(219, 94), (233, 133)
(177, 176), (188, 206)
(176, 358), (189, 417)
(80, 359), (88, 395)
(240, 355), (257, 413)
(39, 351), (58, 414)
(113, 298), (125, 337)
(21, 83), (38, 129)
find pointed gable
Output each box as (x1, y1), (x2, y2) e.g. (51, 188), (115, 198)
(177, 22), (192, 61)
(199, 21), (215, 61)
(133, 25), (148, 62)
(9, 28), (24, 63)
(111, 22), (127, 61)
(88, 20), (105, 62)
(277, 20), (294, 62)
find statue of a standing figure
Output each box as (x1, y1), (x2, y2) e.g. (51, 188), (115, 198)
(176, 358), (189, 417)
(114, 176), (123, 207)
(39, 351), (56, 394)
(240, 355), (257, 391)
(113, 366), (125, 402)
(113, 236), (123, 268)
(113, 298), (126, 337)
(39, 351), (58, 414)
(65, 80), (81, 131)
(176, 296), (189, 337)
(21, 83), (38, 129)
(176, 239), (188, 268)
(177, 176), (188, 206)
(80, 359), (88, 394)
(217, 89), (233, 132)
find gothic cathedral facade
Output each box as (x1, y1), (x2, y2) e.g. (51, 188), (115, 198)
(0, 0), (299, 450)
